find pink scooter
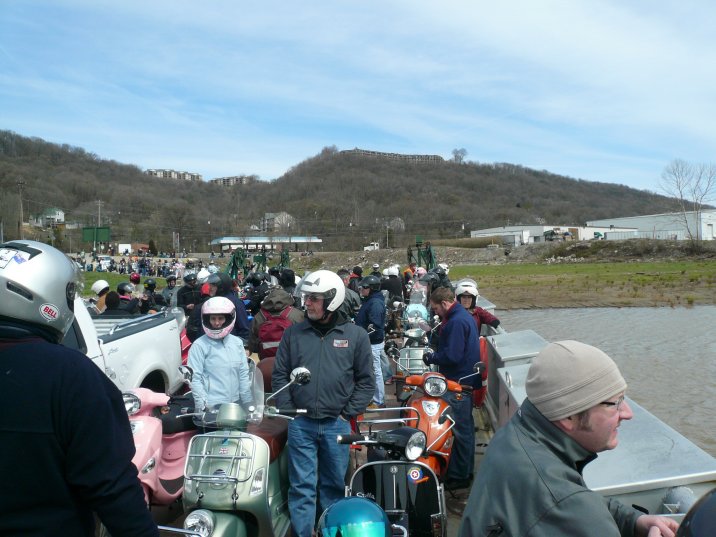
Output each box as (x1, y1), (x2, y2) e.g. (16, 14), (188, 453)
(122, 385), (197, 506)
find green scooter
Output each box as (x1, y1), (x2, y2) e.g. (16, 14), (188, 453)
(158, 364), (311, 537)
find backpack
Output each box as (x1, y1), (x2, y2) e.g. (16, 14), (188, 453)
(258, 307), (294, 359)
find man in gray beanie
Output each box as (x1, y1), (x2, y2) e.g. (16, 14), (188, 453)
(459, 340), (679, 537)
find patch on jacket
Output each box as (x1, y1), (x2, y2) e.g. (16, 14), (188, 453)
(333, 339), (349, 348)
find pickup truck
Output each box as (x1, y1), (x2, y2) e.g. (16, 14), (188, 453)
(62, 297), (185, 394)
(363, 242), (380, 251)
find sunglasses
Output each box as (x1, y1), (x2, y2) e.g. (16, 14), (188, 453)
(304, 293), (324, 303)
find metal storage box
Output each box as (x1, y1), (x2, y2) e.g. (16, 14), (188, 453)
(486, 330), (548, 414)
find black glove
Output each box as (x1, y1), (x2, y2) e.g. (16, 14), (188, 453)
(490, 319), (501, 328)
(422, 349), (434, 366)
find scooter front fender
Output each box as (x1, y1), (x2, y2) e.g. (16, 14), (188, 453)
(159, 510), (249, 537)
(206, 511), (249, 537)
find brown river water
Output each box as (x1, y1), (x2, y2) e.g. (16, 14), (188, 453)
(498, 306), (716, 457)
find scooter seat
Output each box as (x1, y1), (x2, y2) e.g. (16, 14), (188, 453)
(248, 418), (288, 463)
(153, 394), (197, 434)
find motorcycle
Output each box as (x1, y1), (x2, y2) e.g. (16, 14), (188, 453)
(338, 413), (448, 537)
(158, 365), (310, 537)
(121, 368), (197, 508)
(95, 371), (198, 536)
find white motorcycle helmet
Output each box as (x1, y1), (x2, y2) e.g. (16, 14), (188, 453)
(454, 279), (479, 309)
(91, 279), (110, 296)
(0, 240), (80, 343)
(201, 296), (236, 339)
(294, 270), (345, 315)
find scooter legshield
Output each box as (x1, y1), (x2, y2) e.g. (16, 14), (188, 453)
(347, 460), (445, 537)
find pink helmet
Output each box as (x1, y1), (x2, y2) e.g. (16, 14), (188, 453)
(415, 267), (427, 278)
(201, 296), (236, 339)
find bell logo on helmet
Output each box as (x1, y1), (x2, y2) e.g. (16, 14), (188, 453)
(40, 303), (59, 321)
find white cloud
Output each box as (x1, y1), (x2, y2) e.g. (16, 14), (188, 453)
(2, 0), (716, 190)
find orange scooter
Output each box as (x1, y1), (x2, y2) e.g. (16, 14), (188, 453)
(398, 364), (484, 480)
(399, 372), (461, 480)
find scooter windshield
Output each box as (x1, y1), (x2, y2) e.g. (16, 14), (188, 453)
(192, 360), (265, 429)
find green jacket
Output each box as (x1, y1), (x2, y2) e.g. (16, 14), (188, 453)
(459, 399), (640, 537)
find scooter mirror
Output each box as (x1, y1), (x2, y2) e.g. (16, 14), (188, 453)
(290, 367), (312, 386)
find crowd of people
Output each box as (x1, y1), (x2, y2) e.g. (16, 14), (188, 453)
(0, 238), (704, 537)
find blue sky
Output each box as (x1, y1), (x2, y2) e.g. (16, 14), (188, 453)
(2, 1), (715, 192)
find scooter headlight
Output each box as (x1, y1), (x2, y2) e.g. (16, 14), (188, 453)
(122, 392), (141, 415)
(184, 509), (215, 536)
(405, 430), (427, 461)
(423, 375), (447, 397)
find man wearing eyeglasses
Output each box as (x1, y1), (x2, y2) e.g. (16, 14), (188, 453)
(272, 270), (374, 537)
(459, 340), (680, 537)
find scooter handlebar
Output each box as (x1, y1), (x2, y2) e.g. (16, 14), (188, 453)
(337, 433), (370, 445)
(265, 407), (308, 419)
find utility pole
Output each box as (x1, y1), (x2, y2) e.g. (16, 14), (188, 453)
(17, 181), (25, 239)
(94, 199), (103, 253)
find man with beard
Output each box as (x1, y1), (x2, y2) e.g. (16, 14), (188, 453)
(271, 270), (374, 537)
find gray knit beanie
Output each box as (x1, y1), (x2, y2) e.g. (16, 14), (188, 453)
(526, 340), (627, 421)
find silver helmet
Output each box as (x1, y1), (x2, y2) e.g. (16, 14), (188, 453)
(0, 240), (80, 342)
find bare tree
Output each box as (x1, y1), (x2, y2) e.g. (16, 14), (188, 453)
(452, 148), (467, 164)
(659, 158), (716, 244)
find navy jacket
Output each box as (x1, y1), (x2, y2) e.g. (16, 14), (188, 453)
(355, 290), (386, 344)
(0, 336), (158, 537)
(428, 301), (480, 385)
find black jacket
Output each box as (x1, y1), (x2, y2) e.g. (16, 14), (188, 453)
(272, 319), (374, 419)
(380, 275), (404, 304)
(0, 336), (158, 537)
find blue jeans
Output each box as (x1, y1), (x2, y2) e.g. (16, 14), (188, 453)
(443, 390), (475, 481)
(288, 416), (351, 537)
(380, 349), (392, 381)
(370, 342), (385, 404)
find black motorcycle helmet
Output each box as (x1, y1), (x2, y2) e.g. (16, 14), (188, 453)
(677, 488), (716, 537)
(143, 278), (157, 292)
(183, 272), (197, 284)
(279, 268), (295, 287)
(166, 274), (177, 283)
(360, 275), (382, 292)
(245, 272), (262, 287)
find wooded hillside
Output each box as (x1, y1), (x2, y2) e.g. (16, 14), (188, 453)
(0, 131), (675, 252)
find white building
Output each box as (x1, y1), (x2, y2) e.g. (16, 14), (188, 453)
(146, 169), (202, 182)
(261, 212), (296, 233)
(209, 175), (253, 187)
(470, 224), (633, 245)
(31, 207), (65, 228)
(587, 210), (716, 241)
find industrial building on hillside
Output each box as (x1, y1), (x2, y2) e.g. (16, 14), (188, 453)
(586, 209), (716, 241)
(471, 209), (716, 245)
